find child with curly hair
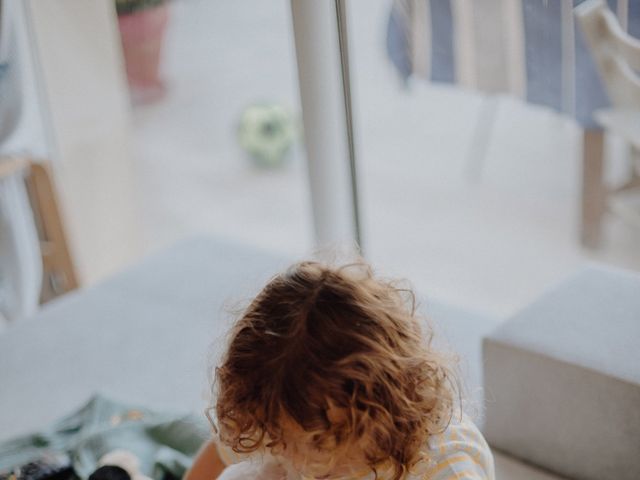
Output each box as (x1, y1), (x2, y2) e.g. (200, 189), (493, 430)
(186, 261), (494, 480)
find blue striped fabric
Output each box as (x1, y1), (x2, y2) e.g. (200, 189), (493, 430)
(522, 0), (564, 111)
(430, 0), (455, 84)
(386, 0), (638, 127)
(386, 3), (413, 81)
(630, 0), (640, 37)
(574, 0), (613, 127)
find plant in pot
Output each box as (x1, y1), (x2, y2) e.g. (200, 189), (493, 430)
(115, 0), (169, 104)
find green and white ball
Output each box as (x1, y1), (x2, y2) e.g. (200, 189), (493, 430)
(238, 103), (296, 168)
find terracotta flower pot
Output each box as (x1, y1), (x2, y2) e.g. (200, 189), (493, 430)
(117, 3), (169, 104)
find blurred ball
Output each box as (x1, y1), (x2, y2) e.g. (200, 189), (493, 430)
(238, 103), (296, 168)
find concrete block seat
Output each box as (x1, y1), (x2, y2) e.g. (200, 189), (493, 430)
(483, 266), (640, 480)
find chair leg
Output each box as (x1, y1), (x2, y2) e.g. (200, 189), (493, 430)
(580, 129), (606, 249)
(25, 162), (79, 301)
(612, 145), (640, 193)
(631, 145), (640, 179)
(466, 96), (499, 181)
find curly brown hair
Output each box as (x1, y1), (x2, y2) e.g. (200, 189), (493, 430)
(211, 260), (457, 480)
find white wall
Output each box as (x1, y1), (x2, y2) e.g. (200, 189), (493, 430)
(26, 0), (142, 285)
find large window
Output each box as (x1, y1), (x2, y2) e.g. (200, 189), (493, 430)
(346, 0), (640, 316)
(131, 0), (312, 257)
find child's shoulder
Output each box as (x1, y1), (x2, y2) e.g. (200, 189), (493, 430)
(213, 414), (495, 480)
(415, 413), (494, 480)
(346, 414), (494, 480)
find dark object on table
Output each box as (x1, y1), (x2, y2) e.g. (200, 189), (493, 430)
(0, 454), (75, 480)
(88, 466), (130, 480)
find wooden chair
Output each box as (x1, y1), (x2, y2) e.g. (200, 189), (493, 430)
(0, 158), (78, 304)
(575, 0), (640, 247)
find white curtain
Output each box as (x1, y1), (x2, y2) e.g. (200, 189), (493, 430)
(0, 0), (45, 326)
(0, 172), (42, 325)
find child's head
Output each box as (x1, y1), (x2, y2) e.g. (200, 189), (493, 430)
(212, 260), (457, 480)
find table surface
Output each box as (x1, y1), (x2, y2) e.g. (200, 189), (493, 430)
(0, 236), (570, 479)
(489, 264), (640, 385)
(0, 236), (289, 441)
(0, 234), (506, 439)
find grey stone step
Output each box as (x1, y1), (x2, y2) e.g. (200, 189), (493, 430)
(483, 266), (640, 480)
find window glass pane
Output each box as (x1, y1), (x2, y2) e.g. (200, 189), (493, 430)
(349, 0), (640, 315)
(133, 0), (311, 258)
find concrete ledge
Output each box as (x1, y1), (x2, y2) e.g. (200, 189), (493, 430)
(483, 266), (640, 480)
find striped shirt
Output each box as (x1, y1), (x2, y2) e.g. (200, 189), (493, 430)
(419, 414), (494, 479)
(215, 414), (494, 480)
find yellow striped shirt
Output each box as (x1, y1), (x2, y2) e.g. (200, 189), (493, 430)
(215, 413), (494, 480)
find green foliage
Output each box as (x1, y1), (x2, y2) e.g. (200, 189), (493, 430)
(115, 0), (166, 16)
